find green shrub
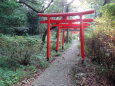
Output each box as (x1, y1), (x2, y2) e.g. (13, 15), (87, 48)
(101, 3), (115, 19)
(0, 0), (27, 34)
(85, 29), (115, 82)
(96, 3), (115, 26)
(0, 35), (42, 68)
(85, 3), (115, 83)
(0, 64), (40, 86)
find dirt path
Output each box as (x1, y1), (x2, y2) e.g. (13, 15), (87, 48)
(32, 40), (80, 86)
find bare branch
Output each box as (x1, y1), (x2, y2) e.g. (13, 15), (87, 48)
(17, 0), (54, 13)
(17, 1), (39, 13)
(40, 0), (54, 12)
(64, 0), (75, 12)
(67, 0), (75, 5)
(103, 0), (111, 5)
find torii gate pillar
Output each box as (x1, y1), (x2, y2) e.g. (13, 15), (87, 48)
(62, 31), (65, 49)
(80, 15), (85, 62)
(55, 24), (61, 52)
(47, 17), (51, 61)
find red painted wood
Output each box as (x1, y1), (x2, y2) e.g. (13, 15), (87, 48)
(53, 23), (90, 27)
(60, 26), (87, 29)
(62, 31), (65, 49)
(40, 19), (93, 23)
(62, 16), (68, 19)
(47, 17), (51, 60)
(80, 15), (85, 60)
(38, 10), (95, 17)
(38, 10), (94, 61)
(61, 16), (67, 50)
(55, 25), (61, 52)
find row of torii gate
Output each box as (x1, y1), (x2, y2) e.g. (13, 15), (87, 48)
(38, 10), (95, 62)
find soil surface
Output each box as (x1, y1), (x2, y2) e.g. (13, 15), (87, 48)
(32, 40), (80, 86)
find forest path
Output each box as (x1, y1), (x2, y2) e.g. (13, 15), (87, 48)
(32, 40), (80, 86)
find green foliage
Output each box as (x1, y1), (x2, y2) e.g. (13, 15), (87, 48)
(85, 28), (115, 82)
(96, 3), (115, 26)
(27, 11), (39, 35)
(46, 0), (63, 13)
(0, 0), (72, 85)
(0, 32), (71, 86)
(101, 3), (115, 18)
(0, 65), (39, 86)
(0, 35), (42, 67)
(85, 3), (115, 82)
(0, 0), (49, 35)
(27, 0), (45, 11)
(0, 0), (27, 34)
(0, 35), (50, 86)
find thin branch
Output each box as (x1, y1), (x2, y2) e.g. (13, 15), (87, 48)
(67, 0), (75, 5)
(17, 1), (39, 13)
(17, 0), (54, 13)
(40, 0), (54, 12)
(103, 0), (111, 5)
(41, 0), (46, 10)
(64, 0), (75, 12)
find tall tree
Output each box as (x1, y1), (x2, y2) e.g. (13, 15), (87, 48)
(103, 0), (111, 5)
(0, 0), (27, 34)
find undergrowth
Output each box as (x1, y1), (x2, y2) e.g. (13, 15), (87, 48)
(0, 33), (71, 86)
(85, 3), (115, 84)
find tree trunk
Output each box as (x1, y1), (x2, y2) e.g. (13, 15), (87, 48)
(42, 26), (56, 43)
(103, 0), (111, 5)
(67, 29), (69, 43)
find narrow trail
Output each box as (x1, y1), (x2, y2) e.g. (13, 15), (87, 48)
(32, 40), (80, 86)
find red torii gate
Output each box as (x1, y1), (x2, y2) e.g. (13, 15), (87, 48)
(61, 30), (79, 49)
(54, 23), (90, 52)
(38, 10), (94, 62)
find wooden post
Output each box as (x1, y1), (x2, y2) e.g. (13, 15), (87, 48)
(55, 24), (60, 52)
(47, 17), (51, 61)
(80, 15), (85, 62)
(62, 31), (65, 49)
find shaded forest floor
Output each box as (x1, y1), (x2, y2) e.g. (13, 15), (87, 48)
(73, 58), (114, 86)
